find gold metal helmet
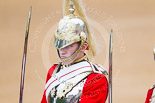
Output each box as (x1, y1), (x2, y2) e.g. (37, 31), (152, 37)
(54, 15), (87, 49)
(54, 0), (96, 63)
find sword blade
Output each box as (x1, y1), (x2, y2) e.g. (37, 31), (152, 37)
(19, 6), (32, 103)
(153, 47), (155, 61)
(109, 29), (113, 103)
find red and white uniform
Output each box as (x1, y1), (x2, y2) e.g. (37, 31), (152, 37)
(41, 61), (108, 103)
(145, 85), (155, 103)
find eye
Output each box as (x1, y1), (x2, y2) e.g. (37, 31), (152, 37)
(70, 45), (74, 47)
(64, 45), (71, 49)
(68, 44), (74, 48)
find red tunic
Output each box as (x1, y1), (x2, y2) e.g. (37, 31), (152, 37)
(41, 64), (108, 103)
(145, 87), (155, 103)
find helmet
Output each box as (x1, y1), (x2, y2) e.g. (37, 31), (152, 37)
(54, 15), (87, 49)
(54, 0), (96, 63)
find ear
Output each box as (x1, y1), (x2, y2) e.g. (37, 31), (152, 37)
(81, 43), (88, 52)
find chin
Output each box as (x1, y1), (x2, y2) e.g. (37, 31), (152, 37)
(61, 54), (80, 65)
(62, 57), (77, 65)
(62, 60), (73, 65)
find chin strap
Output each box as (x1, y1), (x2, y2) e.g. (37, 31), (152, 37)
(59, 40), (85, 64)
(72, 54), (87, 64)
(61, 54), (87, 68)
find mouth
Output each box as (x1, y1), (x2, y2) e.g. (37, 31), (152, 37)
(60, 56), (67, 59)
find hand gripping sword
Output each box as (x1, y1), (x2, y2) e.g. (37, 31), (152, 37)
(109, 29), (113, 103)
(19, 6), (32, 103)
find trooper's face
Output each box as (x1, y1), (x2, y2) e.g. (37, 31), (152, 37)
(58, 43), (79, 59)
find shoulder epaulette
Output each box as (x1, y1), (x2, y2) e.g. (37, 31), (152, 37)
(53, 62), (61, 66)
(89, 62), (108, 76)
(52, 62), (62, 76)
(150, 84), (155, 90)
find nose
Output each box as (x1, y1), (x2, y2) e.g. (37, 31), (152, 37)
(59, 48), (66, 55)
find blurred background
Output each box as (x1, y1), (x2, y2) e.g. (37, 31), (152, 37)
(0, 0), (155, 103)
